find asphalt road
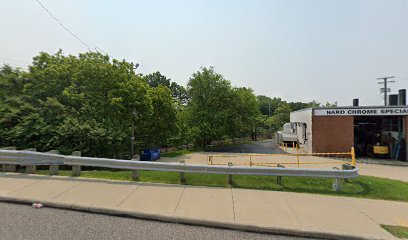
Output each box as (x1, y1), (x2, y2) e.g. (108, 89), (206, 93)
(0, 202), (311, 240)
(210, 139), (285, 154)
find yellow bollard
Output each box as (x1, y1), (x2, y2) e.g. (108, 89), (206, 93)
(249, 155), (252, 166)
(351, 147), (356, 167)
(208, 156), (213, 165)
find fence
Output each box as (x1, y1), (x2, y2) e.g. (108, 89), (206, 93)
(208, 147), (357, 168)
(0, 148), (358, 191)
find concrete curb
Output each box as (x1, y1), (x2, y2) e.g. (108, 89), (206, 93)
(0, 196), (382, 240)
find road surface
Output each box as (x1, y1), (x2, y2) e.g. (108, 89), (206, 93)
(0, 202), (310, 240)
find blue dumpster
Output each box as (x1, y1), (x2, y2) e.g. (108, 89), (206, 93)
(140, 148), (161, 161)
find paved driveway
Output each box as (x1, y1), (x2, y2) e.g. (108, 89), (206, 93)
(209, 139), (285, 154)
(159, 139), (346, 169)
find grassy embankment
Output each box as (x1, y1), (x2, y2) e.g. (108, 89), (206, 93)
(381, 225), (408, 238)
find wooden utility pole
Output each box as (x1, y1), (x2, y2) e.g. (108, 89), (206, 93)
(131, 110), (137, 159)
(377, 76), (395, 106)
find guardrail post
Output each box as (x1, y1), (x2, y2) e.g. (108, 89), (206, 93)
(24, 148), (37, 174)
(48, 150), (60, 175)
(3, 164), (16, 172)
(71, 151), (82, 176)
(227, 162), (233, 185)
(342, 164), (354, 183)
(351, 147), (356, 167)
(277, 164), (285, 185)
(2, 164), (16, 172)
(132, 170), (140, 181)
(332, 178), (341, 192)
(1, 146), (17, 172)
(179, 160), (186, 185)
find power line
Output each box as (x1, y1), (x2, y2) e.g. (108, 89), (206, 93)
(34, 0), (95, 52)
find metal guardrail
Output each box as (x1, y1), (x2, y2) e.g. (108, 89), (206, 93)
(0, 149), (359, 191)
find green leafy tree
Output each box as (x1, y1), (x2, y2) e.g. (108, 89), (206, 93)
(142, 85), (177, 147)
(145, 71), (188, 103)
(0, 51), (152, 158)
(256, 95), (286, 116)
(186, 67), (235, 146)
(267, 102), (291, 132)
(228, 87), (260, 139)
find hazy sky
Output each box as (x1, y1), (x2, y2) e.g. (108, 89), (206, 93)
(1, 0), (407, 106)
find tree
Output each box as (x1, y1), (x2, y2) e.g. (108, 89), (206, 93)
(257, 95), (285, 116)
(145, 71), (188, 103)
(0, 65), (27, 146)
(186, 67), (235, 146)
(228, 87), (260, 139)
(0, 51), (152, 158)
(288, 102), (312, 112)
(268, 102), (291, 132)
(142, 85), (177, 147)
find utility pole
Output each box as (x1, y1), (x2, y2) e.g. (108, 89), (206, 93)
(268, 101), (271, 117)
(377, 76), (395, 106)
(131, 111), (136, 159)
(130, 62), (140, 160)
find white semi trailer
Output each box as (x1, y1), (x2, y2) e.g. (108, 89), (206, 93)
(276, 122), (308, 146)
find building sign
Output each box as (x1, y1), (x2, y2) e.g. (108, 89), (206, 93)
(314, 107), (408, 116)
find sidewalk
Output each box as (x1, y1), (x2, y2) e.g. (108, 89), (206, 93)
(1, 173), (407, 240)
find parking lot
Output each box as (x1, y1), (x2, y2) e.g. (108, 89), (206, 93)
(159, 140), (351, 170)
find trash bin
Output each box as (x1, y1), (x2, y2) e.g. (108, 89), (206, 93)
(140, 148), (161, 161)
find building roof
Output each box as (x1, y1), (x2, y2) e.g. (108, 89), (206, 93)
(292, 105), (407, 113)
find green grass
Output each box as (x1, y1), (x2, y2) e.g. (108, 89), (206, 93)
(35, 170), (408, 202)
(381, 225), (408, 238)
